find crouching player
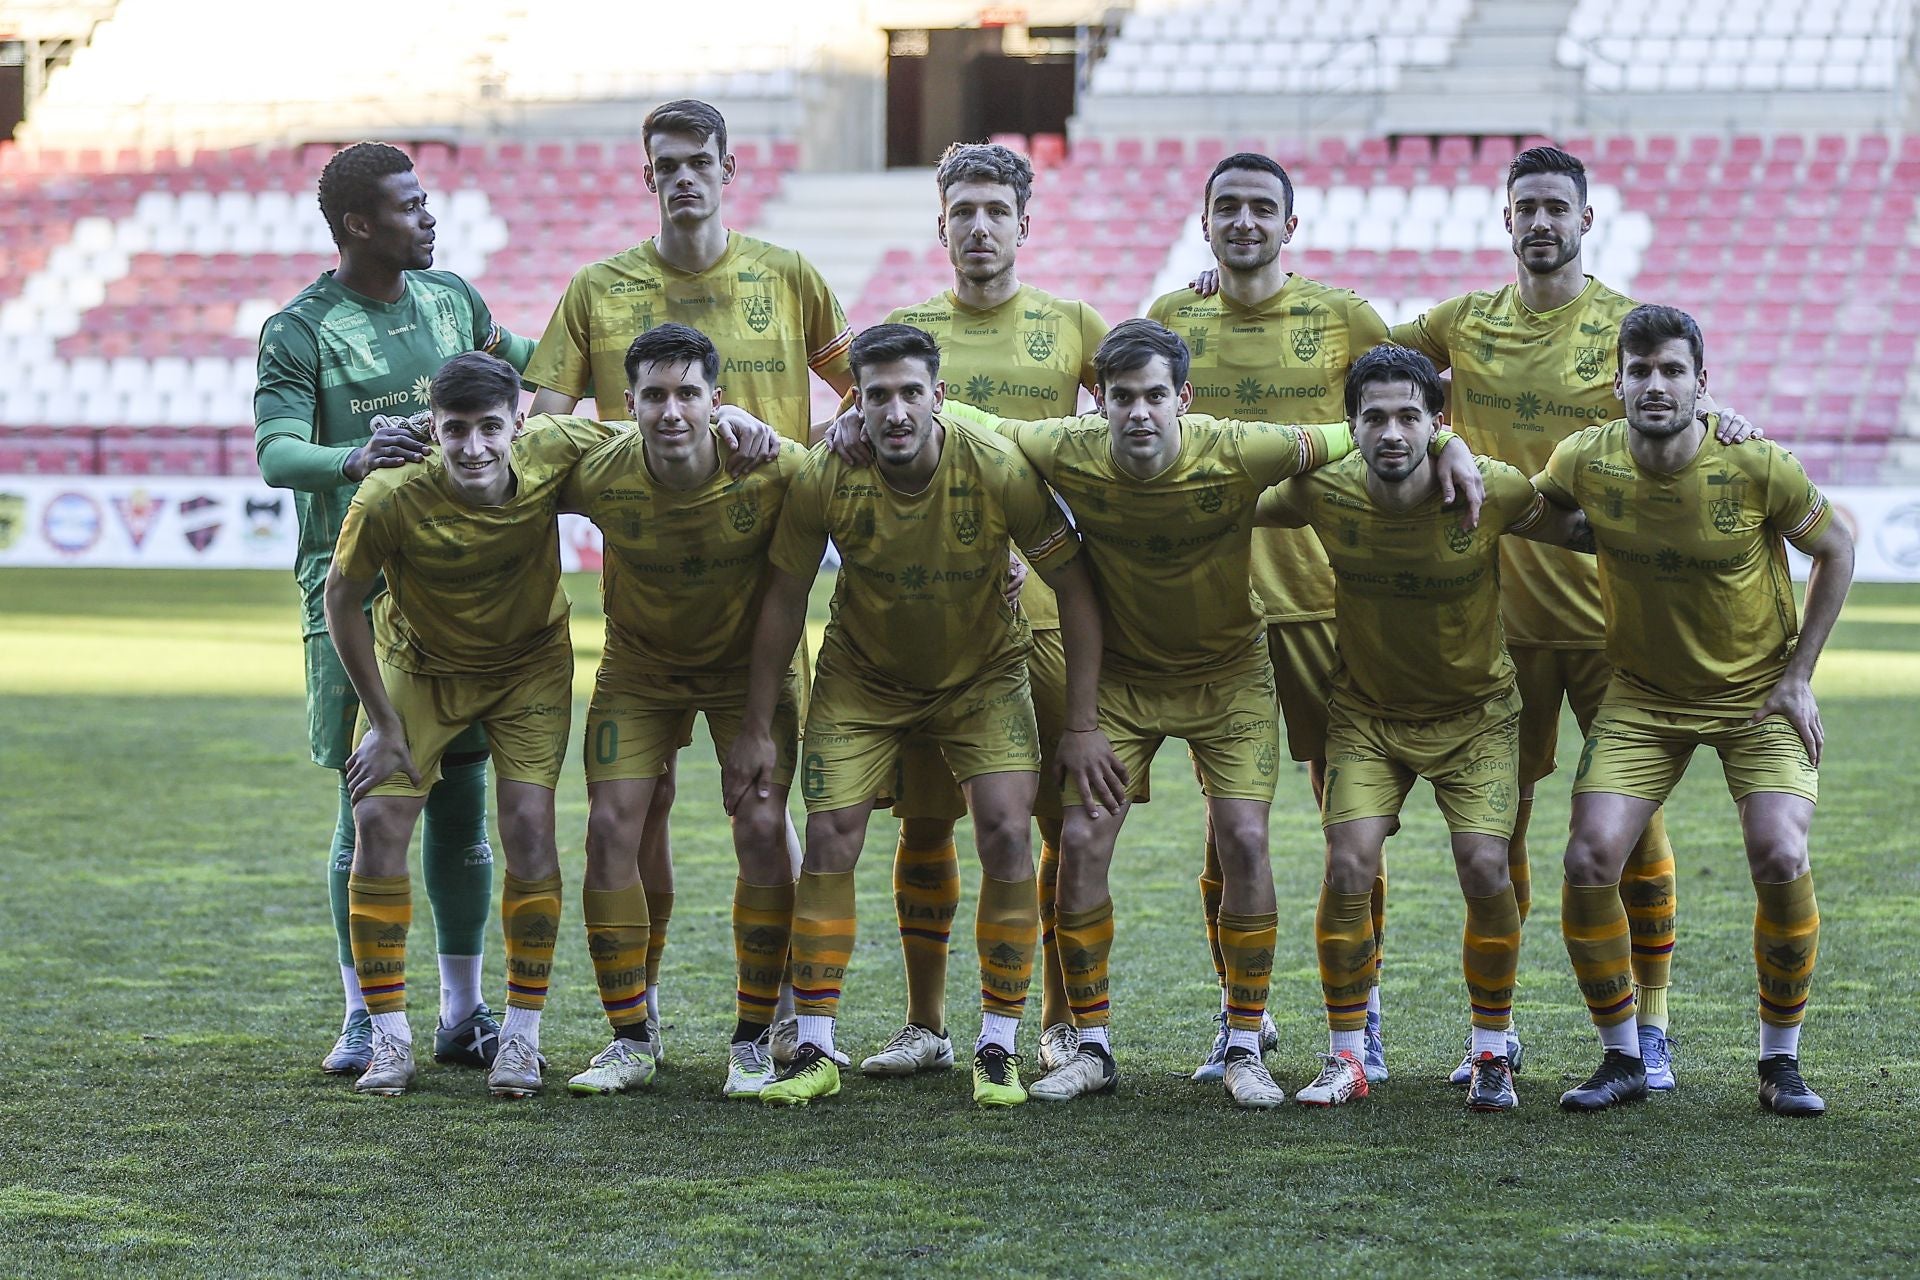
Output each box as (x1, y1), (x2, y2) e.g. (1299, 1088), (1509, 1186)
(1541, 306), (1853, 1115)
(323, 352), (617, 1098)
(1254, 345), (1592, 1110)
(559, 323), (807, 1099)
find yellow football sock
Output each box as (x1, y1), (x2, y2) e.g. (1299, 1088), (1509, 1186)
(1057, 899), (1114, 1029)
(1218, 909), (1279, 1032)
(1563, 880), (1635, 1027)
(583, 882), (650, 1036)
(348, 873), (411, 1014)
(734, 877), (795, 1027)
(1199, 838), (1227, 988)
(976, 873), (1038, 1019)
(1509, 795), (1535, 923)
(893, 835), (959, 1030)
(1370, 870), (1388, 991)
(791, 870), (856, 1018)
(1037, 839), (1070, 1027)
(1464, 886), (1521, 1032)
(1623, 809), (1677, 1022)
(643, 889), (673, 991)
(502, 872), (562, 1012)
(1755, 871), (1818, 1029)
(1315, 884), (1375, 1033)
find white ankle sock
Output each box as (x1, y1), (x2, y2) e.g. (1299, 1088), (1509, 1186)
(1760, 1022), (1802, 1060)
(1227, 1027), (1260, 1053)
(1078, 1025), (1111, 1052)
(798, 1014), (835, 1053)
(341, 965), (367, 1021)
(370, 1012), (411, 1043)
(1331, 1029), (1364, 1056)
(1471, 1026), (1509, 1057)
(645, 984), (662, 1022)
(1599, 1017), (1641, 1057)
(500, 1005), (541, 1047)
(437, 954), (481, 1027)
(976, 1014), (1020, 1053)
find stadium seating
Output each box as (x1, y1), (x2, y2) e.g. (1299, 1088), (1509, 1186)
(1559, 0), (1912, 93)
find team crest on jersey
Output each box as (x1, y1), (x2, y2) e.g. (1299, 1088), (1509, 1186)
(1604, 486), (1626, 519)
(1192, 473), (1227, 514)
(1707, 470), (1746, 533)
(1001, 713), (1033, 751)
(1022, 327), (1057, 362)
(621, 513), (643, 540)
(1290, 311), (1326, 362)
(951, 507), (981, 545)
(1186, 327), (1208, 358)
(1574, 346), (1607, 382)
(727, 495), (759, 533)
(1339, 518), (1360, 547)
(1445, 522), (1474, 554)
(853, 508), (876, 539)
(741, 292), (774, 333)
(1474, 336), (1496, 364)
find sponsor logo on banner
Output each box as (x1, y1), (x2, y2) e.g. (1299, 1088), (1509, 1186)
(179, 495), (222, 553)
(0, 492), (24, 551)
(44, 492), (103, 554)
(1876, 501), (1920, 572)
(244, 495), (284, 546)
(112, 489), (166, 549)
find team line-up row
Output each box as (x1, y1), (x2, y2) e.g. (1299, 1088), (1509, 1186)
(253, 101), (1849, 1117)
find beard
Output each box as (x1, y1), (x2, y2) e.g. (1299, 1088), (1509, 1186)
(1627, 395), (1697, 439)
(1516, 235), (1580, 275)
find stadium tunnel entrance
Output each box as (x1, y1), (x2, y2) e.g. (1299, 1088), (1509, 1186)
(885, 21), (1084, 167)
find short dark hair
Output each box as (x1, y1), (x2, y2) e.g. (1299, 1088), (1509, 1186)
(1617, 304), (1705, 374)
(431, 351), (520, 414)
(1506, 145), (1588, 206)
(317, 142), (413, 248)
(935, 142), (1034, 213)
(1204, 152), (1295, 219)
(625, 322), (719, 388)
(850, 323), (942, 383)
(1345, 344), (1447, 420)
(644, 98), (728, 160)
(1093, 318), (1190, 391)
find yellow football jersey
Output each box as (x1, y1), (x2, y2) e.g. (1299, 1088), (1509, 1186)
(1260, 454), (1546, 719)
(769, 413), (1079, 692)
(1536, 424), (1834, 712)
(561, 429), (809, 673)
(949, 404), (1349, 685)
(1149, 275), (1389, 623)
(525, 232), (852, 437)
(335, 415), (616, 677)
(886, 284), (1108, 631)
(1393, 276), (1638, 649)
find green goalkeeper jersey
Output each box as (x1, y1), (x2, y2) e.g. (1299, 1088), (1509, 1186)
(253, 268), (507, 638)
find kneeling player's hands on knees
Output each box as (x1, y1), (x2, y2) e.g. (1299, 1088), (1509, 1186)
(346, 724), (419, 802)
(722, 732), (778, 815)
(1753, 676), (1824, 766)
(712, 405), (781, 473)
(1435, 439), (1485, 530)
(1057, 728), (1128, 817)
(824, 404), (871, 466)
(1699, 391), (1763, 444)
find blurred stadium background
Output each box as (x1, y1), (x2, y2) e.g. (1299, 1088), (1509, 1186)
(2, 0), (1920, 564)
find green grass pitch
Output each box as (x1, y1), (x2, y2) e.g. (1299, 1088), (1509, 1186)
(1, 568), (1917, 1277)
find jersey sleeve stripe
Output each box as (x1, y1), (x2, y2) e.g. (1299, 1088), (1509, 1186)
(809, 326), (854, 368)
(1022, 523), (1073, 564)
(1784, 495), (1829, 541)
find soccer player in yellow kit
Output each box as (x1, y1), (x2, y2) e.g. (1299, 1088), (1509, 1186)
(1151, 152), (1391, 1083)
(557, 324), (807, 1100)
(322, 353), (618, 1098)
(525, 98), (855, 1057)
(938, 320), (1486, 1108)
(1540, 306), (1853, 1115)
(858, 142), (1110, 1080)
(1391, 145), (1751, 1087)
(1256, 345), (1595, 1112)
(726, 323), (1116, 1109)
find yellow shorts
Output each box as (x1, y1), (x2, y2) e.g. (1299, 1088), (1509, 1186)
(583, 659), (801, 786)
(357, 653), (573, 798)
(1321, 688), (1522, 837)
(799, 644), (1040, 814)
(1573, 690), (1819, 805)
(1512, 644), (1613, 784)
(1267, 618), (1337, 763)
(890, 628), (1066, 824)
(1071, 661), (1280, 808)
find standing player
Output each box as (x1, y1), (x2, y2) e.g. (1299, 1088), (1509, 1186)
(858, 141), (1109, 1079)
(255, 141), (536, 1076)
(1151, 152), (1391, 1083)
(939, 320), (1485, 1108)
(322, 353), (614, 1098)
(1254, 346), (1591, 1111)
(725, 323), (1115, 1109)
(557, 324), (807, 1099)
(1537, 306), (1852, 1115)
(525, 98), (855, 1054)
